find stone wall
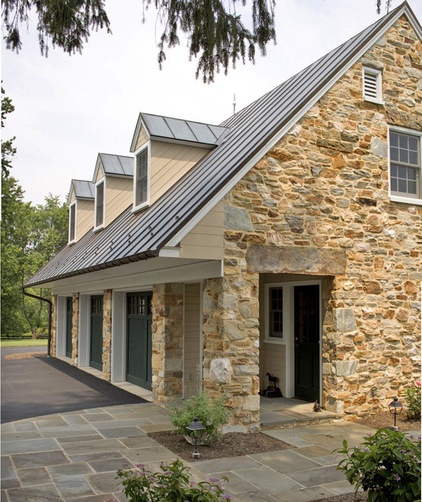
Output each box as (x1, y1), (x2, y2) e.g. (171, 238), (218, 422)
(222, 15), (421, 418)
(152, 283), (184, 403)
(203, 277), (261, 433)
(71, 293), (79, 366)
(102, 289), (112, 381)
(51, 294), (57, 356)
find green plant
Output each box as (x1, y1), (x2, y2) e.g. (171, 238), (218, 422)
(171, 393), (230, 445)
(337, 428), (421, 502)
(117, 458), (230, 501)
(405, 382), (421, 420)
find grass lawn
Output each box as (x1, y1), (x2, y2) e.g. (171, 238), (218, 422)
(0, 338), (48, 348)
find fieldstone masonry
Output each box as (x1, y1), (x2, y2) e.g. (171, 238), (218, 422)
(71, 293), (79, 366)
(202, 276), (261, 433)
(216, 15), (421, 422)
(152, 283), (184, 403)
(51, 295), (57, 356)
(102, 289), (112, 381)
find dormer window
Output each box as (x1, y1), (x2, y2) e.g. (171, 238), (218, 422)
(134, 146), (149, 209)
(69, 202), (76, 243)
(95, 180), (105, 229)
(363, 67), (383, 104)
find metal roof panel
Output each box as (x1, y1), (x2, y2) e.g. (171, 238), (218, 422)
(73, 180), (95, 199)
(26, 2), (420, 287)
(100, 153), (133, 176)
(141, 112), (228, 146)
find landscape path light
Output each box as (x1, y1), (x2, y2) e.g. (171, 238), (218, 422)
(186, 416), (205, 460)
(388, 397), (403, 431)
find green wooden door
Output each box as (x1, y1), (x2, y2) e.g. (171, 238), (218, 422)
(126, 292), (152, 390)
(90, 295), (103, 370)
(294, 285), (320, 402)
(66, 297), (73, 358)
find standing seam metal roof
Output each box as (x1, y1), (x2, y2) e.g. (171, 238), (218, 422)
(26, 2), (420, 287)
(140, 113), (229, 146)
(71, 180), (95, 200)
(99, 153), (133, 177)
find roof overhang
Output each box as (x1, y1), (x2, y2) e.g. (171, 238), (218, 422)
(47, 256), (223, 295)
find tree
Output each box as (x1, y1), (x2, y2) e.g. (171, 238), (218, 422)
(1, 88), (32, 335)
(22, 195), (68, 338)
(1, 88), (16, 177)
(1, 0), (395, 83)
(2, 0), (276, 83)
(1, 89), (68, 337)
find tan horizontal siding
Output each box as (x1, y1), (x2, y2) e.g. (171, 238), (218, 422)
(105, 177), (133, 225)
(76, 199), (94, 241)
(150, 141), (210, 204)
(135, 126), (149, 151)
(180, 201), (224, 259)
(95, 163), (105, 183)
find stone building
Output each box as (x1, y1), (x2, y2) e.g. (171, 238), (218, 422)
(26, 2), (421, 431)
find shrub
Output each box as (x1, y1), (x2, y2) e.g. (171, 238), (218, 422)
(337, 428), (421, 502)
(171, 393), (230, 445)
(405, 382), (421, 420)
(117, 458), (230, 501)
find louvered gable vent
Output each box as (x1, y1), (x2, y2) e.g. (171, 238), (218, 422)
(363, 67), (383, 104)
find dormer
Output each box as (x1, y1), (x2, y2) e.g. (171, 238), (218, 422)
(130, 113), (229, 211)
(68, 180), (95, 244)
(92, 153), (133, 231)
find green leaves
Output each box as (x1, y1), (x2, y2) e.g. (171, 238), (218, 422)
(337, 428), (421, 502)
(405, 383), (421, 420)
(171, 392), (230, 444)
(2, 0), (276, 82)
(2, 0), (111, 56)
(117, 458), (230, 501)
(151, 0), (276, 82)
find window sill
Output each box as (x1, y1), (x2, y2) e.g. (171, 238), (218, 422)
(390, 195), (422, 206)
(264, 338), (286, 345)
(132, 202), (150, 214)
(364, 97), (384, 105)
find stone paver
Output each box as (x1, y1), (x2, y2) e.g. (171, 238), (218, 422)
(1, 402), (375, 502)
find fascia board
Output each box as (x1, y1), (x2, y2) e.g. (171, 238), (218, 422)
(130, 114), (151, 152)
(92, 154), (103, 183)
(167, 5), (413, 247)
(67, 182), (76, 204)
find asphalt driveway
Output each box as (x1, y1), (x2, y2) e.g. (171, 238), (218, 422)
(1, 347), (146, 423)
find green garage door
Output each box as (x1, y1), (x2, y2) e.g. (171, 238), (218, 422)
(126, 292), (152, 389)
(66, 297), (73, 358)
(90, 295), (103, 370)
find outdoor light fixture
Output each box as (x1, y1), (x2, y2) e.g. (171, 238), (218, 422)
(187, 416), (205, 460)
(388, 397), (403, 431)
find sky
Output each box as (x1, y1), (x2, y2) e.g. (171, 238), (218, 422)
(2, 0), (422, 206)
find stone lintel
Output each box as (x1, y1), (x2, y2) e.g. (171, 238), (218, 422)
(246, 245), (346, 275)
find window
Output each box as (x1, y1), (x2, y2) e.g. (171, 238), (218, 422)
(268, 287), (283, 340)
(363, 67), (383, 104)
(389, 128), (421, 202)
(134, 147), (149, 209)
(95, 180), (105, 229)
(69, 202), (76, 243)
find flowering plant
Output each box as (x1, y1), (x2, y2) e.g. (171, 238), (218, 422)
(171, 393), (230, 445)
(405, 381), (421, 420)
(337, 428), (421, 502)
(117, 458), (230, 501)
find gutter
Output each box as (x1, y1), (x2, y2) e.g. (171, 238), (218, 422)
(22, 289), (53, 357)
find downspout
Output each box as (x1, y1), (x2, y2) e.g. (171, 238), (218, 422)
(22, 289), (53, 357)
